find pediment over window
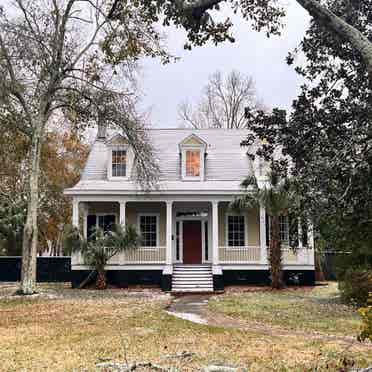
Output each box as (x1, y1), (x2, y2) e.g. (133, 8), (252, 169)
(178, 134), (207, 149)
(106, 134), (129, 147)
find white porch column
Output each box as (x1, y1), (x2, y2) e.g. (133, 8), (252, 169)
(259, 205), (268, 264)
(297, 220), (305, 264)
(212, 200), (222, 275)
(72, 198), (79, 228)
(164, 201), (173, 274)
(72, 198), (80, 265)
(119, 201), (126, 227)
(298, 220), (303, 249)
(307, 221), (315, 266)
(83, 203), (88, 239)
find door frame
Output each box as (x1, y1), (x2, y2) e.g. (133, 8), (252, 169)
(174, 214), (210, 264)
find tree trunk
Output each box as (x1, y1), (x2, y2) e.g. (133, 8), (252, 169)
(96, 270), (107, 290)
(296, 0), (372, 81)
(20, 124), (44, 295)
(269, 216), (284, 289)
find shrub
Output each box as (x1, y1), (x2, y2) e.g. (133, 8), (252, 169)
(358, 294), (372, 342)
(338, 268), (372, 306)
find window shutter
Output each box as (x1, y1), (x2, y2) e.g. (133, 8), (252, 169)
(87, 215), (97, 240)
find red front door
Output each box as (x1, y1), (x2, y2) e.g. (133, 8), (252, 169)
(183, 220), (202, 264)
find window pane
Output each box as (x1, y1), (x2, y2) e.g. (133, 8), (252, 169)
(279, 215), (289, 243)
(140, 215), (157, 247)
(227, 215), (245, 246)
(112, 150), (127, 177)
(186, 150), (200, 177)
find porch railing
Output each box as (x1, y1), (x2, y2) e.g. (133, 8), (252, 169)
(219, 246), (312, 265)
(121, 246), (166, 264)
(219, 246), (261, 263)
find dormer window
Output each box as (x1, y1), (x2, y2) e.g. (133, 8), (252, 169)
(106, 134), (132, 180)
(112, 149), (127, 177)
(179, 134), (207, 181)
(186, 150), (201, 177)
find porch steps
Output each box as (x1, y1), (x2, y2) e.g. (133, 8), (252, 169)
(172, 264), (214, 293)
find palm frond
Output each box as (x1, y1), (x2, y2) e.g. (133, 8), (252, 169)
(62, 225), (87, 254)
(241, 175), (258, 190)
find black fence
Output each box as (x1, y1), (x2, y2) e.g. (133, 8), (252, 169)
(0, 257), (71, 282)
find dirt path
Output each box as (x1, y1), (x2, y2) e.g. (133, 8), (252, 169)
(166, 294), (372, 349)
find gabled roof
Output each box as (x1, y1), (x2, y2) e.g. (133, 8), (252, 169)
(105, 133), (129, 146)
(178, 133), (208, 149)
(66, 128), (260, 194)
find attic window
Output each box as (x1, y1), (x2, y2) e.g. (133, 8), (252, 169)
(186, 150), (201, 177)
(179, 134), (206, 181)
(112, 149), (127, 177)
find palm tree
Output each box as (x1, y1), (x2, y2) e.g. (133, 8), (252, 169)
(64, 224), (140, 289)
(231, 171), (295, 289)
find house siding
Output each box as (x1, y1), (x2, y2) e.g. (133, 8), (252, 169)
(126, 202), (166, 246)
(218, 203), (260, 247)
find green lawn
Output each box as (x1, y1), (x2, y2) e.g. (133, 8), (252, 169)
(209, 283), (362, 336)
(0, 283), (370, 371)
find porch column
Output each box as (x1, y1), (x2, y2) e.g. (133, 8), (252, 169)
(72, 198), (80, 265)
(307, 221), (315, 266)
(83, 203), (88, 239)
(165, 201), (173, 272)
(72, 198), (79, 228)
(259, 205), (268, 264)
(298, 220), (303, 249)
(212, 201), (220, 268)
(119, 201), (126, 227)
(297, 219), (305, 265)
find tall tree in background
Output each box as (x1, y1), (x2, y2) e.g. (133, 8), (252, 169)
(109, 0), (372, 85)
(0, 0), (166, 294)
(178, 70), (263, 129)
(0, 125), (89, 256)
(243, 1), (372, 303)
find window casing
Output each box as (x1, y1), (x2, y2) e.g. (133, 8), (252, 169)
(181, 146), (205, 181)
(107, 145), (132, 180)
(186, 150), (201, 177)
(226, 215), (246, 247)
(87, 214), (116, 240)
(111, 149), (127, 177)
(267, 216), (290, 244)
(138, 214), (159, 247)
(279, 215), (289, 244)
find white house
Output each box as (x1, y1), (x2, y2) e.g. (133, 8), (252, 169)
(64, 128), (315, 292)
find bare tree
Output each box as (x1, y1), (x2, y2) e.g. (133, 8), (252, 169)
(0, 0), (165, 294)
(178, 70), (264, 129)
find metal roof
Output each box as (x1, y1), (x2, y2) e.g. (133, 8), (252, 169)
(65, 128), (258, 195)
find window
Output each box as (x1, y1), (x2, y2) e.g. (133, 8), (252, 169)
(87, 214), (115, 240)
(227, 215), (245, 247)
(139, 215), (158, 247)
(112, 149), (127, 177)
(186, 150), (200, 177)
(279, 215), (289, 243)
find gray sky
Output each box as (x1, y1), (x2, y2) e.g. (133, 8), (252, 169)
(139, 1), (310, 128)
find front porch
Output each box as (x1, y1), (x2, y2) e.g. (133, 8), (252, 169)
(70, 197), (315, 290)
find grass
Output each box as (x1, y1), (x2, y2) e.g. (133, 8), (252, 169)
(0, 282), (371, 371)
(208, 283), (362, 336)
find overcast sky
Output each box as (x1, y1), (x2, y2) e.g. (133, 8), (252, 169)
(139, 1), (310, 128)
